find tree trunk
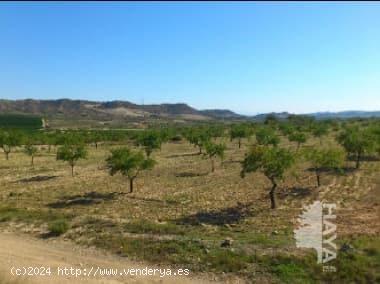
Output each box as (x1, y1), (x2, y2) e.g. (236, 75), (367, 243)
(71, 165), (74, 177)
(356, 151), (361, 169)
(129, 178), (134, 193)
(198, 146), (202, 154)
(316, 170), (320, 187)
(211, 159), (215, 172)
(269, 179), (277, 209)
(31, 156), (34, 167)
(95, 142), (98, 149)
(296, 142), (301, 152)
(238, 139), (241, 149)
(5, 152), (9, 160)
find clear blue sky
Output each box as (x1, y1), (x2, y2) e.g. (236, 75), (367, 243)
(0, 2), (379, 115)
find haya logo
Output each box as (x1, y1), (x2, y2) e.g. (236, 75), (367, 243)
(294, 201), (337, 272)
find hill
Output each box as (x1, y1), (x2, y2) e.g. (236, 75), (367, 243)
(0, 99), (244, 127)
(0, 99), (379, 128)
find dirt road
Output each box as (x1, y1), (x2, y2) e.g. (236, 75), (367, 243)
(0, 232), (217, 284)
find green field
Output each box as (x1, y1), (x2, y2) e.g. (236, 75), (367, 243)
(0, 114), (42, 129)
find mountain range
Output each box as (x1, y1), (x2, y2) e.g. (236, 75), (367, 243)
(0, 99), (379, 125)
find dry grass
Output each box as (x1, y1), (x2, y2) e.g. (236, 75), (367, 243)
(0, 134), (379, 282)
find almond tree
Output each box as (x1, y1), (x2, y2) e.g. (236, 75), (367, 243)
(230, 124), (251, 148)
(311, 123), (329, 145)
(24, 143), (38, 167)
(241, 146), (294, 209)
(288, 131), (308, 151)
(305, 148), (344, 187)
(0, 130), (23, 160)
(56, 142), (87, 177)
(136, 131), (162, 157)
(106, 147), (155, 193)
(184, 128), (210, 154)
(204, 141), (226, 172)
(337, 126), (376, 169)
(255, 127), (279, 147)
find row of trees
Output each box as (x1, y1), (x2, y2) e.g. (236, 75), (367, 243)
(1, 118), (379, 203)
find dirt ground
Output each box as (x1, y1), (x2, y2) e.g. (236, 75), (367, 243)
(0, 232), (219, 284)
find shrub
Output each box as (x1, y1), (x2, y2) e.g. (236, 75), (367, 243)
(48, 219), (70, 236)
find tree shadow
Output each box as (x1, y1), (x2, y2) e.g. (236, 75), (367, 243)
(40, 231), (60, 239)
(307, 167), (357, 175)
(175, 202), (254, 226)
(340, 167), (358, 174)
(348, 155), (380, 162)
(278, 187), (312, 200)
(175, 172), (208, 178)
(166, 152), (200, 158)
(47, 191), (118, 208)
(17, 175), (58, 183)
(125, 195), (180, 205)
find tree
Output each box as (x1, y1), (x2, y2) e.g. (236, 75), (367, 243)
(106, 147), (155, 193)
(312, 123), (329, 145)
(264, 114), (278, 126)
(204, 142), (226, 172)
(0, 130), (23, 160)
(337, 127), (376, 169)
(255, 127), (279, 147)
(41, 132), (55, 152)
(56, 143), (87, 177)
(241, 146), (294, 209)
(279, 123), (295, 137)
(90, 131), (103, 149)
(136, 131), (162, 157)
(184, 128), (210, 154)
(288, 131), (308, 151)
(207, 125), (225, 140)
(305, 148), (345, 187)
(24, 143), (38, 167)
(230, 124), (251, 148)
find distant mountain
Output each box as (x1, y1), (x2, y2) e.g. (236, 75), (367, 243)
(251, 112), (291, 121)
(0, 99), (379, 127)
(0, 99), (232, 123)
(250, 111), (380, 121)
(308, 111), (380, 119)
(199, 109), (243, 119)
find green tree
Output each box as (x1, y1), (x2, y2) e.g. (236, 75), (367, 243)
(241, 146), (294, 209)
(184, 128), (210, 154)
(0, 130), (23, 160)
(305, 148), (345, 187)
(278, 123), (295, 136)
(24, 143), (38, 167)
(337, 127), (376, 169)
(207, 125), (225, 140)
(204, 142), (226, 172)
(136, 131), (162, 157)
(230, 124), (251, 148)
(288, 131), (308, 151)
(56, 143), (87, 177)
(90, 131), (103, 149)
(255, 127), (279, 147)
(264, 114), (278, 126)
(106, 147), (155, 193)
(312, 123), (329, 145)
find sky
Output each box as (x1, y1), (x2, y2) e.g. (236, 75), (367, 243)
(0, 2), (379, 115)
